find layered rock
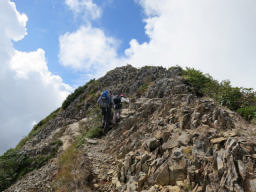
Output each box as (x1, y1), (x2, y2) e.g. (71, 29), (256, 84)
(107, 94), (256, 191)
(4, 65), (256, 192)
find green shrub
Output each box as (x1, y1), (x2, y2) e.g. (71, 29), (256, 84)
(168, 65), (183, 72)
(54, 142), (91, 192)
(0, 140), (61, 191)
(219, 83), (242, 111)
(137, 83), (150, 97)
(251, 118), (256, 125)
(75, 106), (102, 148)
(62, 79), (99, 110)
(142, 66), (153, 70)
(181, 67), (218, 97)
(181, 67), (256, 121)
(75, 127), (102, 148)
(62, 86), (86, 110)
(85, 127), (102, 138)
(0, 149), (27, 191)
(240, 88), (256, 107)
(237, 106), (256, 121)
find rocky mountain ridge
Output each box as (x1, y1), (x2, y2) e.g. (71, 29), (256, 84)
(2, 65), (256, 192)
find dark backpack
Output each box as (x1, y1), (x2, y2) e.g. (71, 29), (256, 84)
(113, 95), (122, 109)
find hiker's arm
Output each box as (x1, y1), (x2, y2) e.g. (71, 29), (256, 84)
(97, 96), (101, 104)
(121, 97), (129, 103)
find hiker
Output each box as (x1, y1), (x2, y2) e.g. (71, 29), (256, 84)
(97, 90), (112, 133)
(112, 94), (122, 124)
(120, 94), (129, 103)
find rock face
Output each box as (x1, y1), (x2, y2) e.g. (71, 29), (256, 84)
(111, 96), (256, 191)
(4, 65), (256, 192)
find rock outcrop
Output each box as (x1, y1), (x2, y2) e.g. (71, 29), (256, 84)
(3, 65), (256, 192)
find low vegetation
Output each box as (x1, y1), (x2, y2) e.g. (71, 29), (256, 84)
(0, 140), (62, 191)
(76, 106), (102, 148)
(237, 106), (256, 121)
(54, 142), (92, 192)
(137, 83), (149, 96)
(62, 79), (99, 110)
(136, 77), (155, 97)
(180, 67), (256, 122)
(54, 144), (77, 190)
(16, 108), (61, 150)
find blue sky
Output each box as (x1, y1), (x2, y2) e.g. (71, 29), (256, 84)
(1, 0), (256, 154)
(13, 0), (148, 86)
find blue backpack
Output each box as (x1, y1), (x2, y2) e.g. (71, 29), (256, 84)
(98, 90), (110, 108)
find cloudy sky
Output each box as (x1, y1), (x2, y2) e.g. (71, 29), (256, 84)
(1, 0), (256, 154)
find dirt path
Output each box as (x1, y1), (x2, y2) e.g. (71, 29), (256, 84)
(83, 106), (136, 192)
(84, 137), (117, 192)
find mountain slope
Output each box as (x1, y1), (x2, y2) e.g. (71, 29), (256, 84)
(2, 65), (256, 192)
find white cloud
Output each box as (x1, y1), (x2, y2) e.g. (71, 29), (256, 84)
(65, 0), (101, 20)
(60, 0), (124, 78)
(10, 49), (71, 101)
(10, 49), (48, 79)
(0, 0), (28, 41)
(126, 0), (256, 89)
(59, 25), (121, 77)
(61, 0), (256, 90)
(0, 0), (71, 154)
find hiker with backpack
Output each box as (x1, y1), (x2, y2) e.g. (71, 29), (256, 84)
(112, 94), (123, 125)
(120, 94), (129, 103)
(97, 90), (112, 133)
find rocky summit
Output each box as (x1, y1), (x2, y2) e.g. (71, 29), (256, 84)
(2, 65), (256, 192)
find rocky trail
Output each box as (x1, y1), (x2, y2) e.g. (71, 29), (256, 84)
(85, 137), (116, 191)
(84, 107), (134, 192)
(3, 66), (256, 192)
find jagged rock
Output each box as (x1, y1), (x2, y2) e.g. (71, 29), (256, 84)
(192, 132), (211, 156)
(163, 186), (181, 192)
(192, 185), (203, 192)
(169, 158), (187, 185)
(177, 131), (190, 145)
(86, 138), (98, 144)
(172, 148), (184, 160)
(146, 138), (161, 152)
(138, 172), (147, 190)
(216, 151), (224, 172)
(145, 186), (157, 192)
(245, 178), (256, 192)
(112, 176), (122, 188)
(180, 113), (191, 129)
(168, 149), (187, 185)
(237, 160), (246, 180)
(210, 137), (226, 144)
(155, 131), (171, 142)
(5, 66), (256, 192)
(162, 133), (180, 151)
(205, 185), (217, 192)
(154, 162), (170, 186)
(126, 176), (138, 192)
(141, 154), (151, 164)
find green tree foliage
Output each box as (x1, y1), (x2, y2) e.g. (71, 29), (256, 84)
(218, 80), (242, 110)
(181, 67), (256, 121)
(181, 68), (219, 97)
(237, 106), (256, 121)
